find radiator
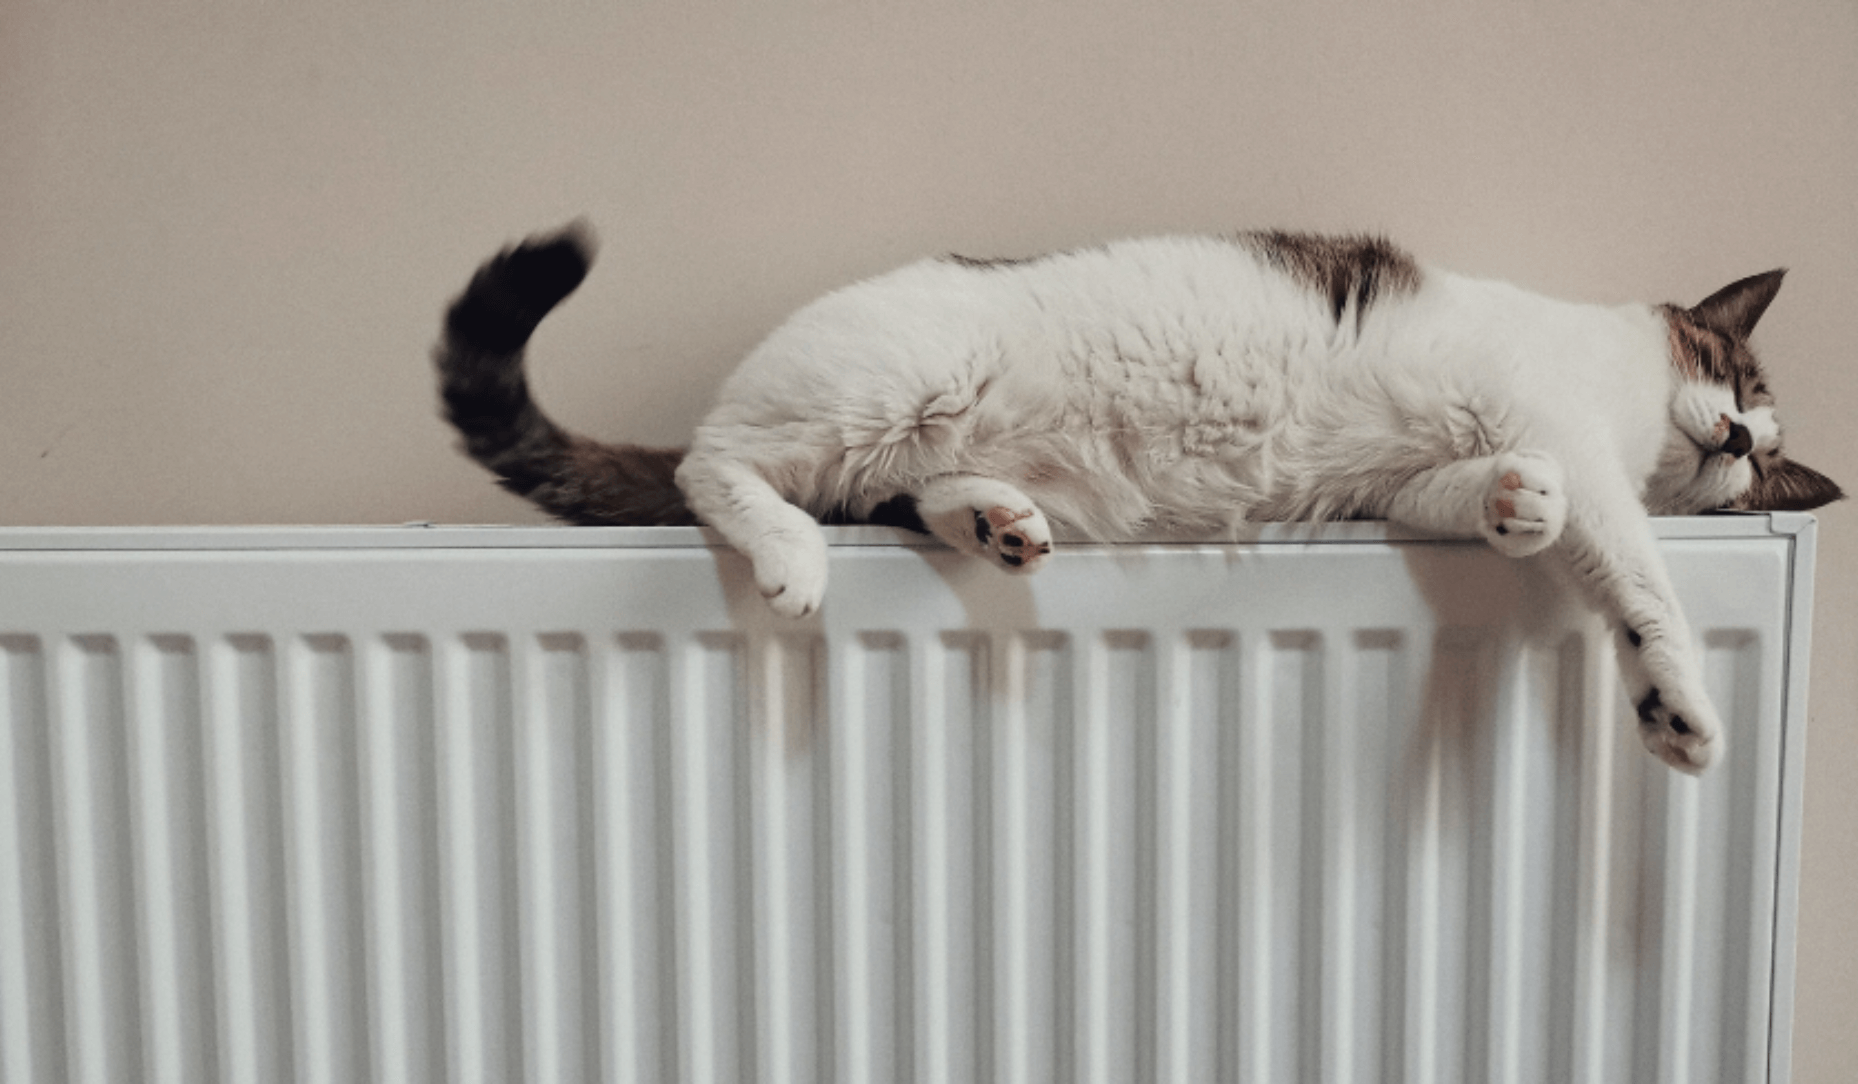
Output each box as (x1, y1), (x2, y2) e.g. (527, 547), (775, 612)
(0, 517), (1816, 1084)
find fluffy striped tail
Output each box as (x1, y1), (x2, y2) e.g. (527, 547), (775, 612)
(433, 223), (697, 525)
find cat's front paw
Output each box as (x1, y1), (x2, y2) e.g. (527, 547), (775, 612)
(1634, 683), (1720, 774)
(1482, 451), (1566, 557)
(749, 524), (829, 618)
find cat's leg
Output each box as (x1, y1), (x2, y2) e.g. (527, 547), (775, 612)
(1554, 473), (1719, 773)
(913, 474), (1055, 573)
(1384, 450), (1567, 557)
(1392, 452), (1714, 770)
(674, 452), (829, 618)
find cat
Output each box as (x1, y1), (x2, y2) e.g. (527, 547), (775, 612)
(434, 222), (1840, 773)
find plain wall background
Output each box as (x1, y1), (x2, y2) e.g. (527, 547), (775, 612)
(3, 0), (1852, 1074)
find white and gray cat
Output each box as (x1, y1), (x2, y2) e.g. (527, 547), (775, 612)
(435, 223), (1840, 772)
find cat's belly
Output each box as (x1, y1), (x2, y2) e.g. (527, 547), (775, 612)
(722, 270), (1343, 532)
(910, 374), (1289, 537)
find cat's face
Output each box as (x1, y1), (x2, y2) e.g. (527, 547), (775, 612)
(1645, 272), (1842, 515)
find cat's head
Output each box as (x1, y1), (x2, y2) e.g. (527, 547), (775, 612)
(1648, 271), (1842, 514)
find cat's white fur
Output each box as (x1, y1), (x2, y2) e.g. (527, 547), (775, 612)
(670, 236), (1775, 772)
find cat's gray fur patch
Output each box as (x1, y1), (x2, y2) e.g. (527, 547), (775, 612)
(1236, 230), (1422, 327)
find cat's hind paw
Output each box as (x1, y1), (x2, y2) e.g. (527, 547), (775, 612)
(1483, 451), (1566, 558)
(1634, 685), (1720, 774)
(970, 504), (1054, 574)
(917, 475), (1055, 575)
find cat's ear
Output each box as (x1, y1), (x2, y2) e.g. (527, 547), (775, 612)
(1690, 269), (1787, 341)
(1732, 455), (1844, 511)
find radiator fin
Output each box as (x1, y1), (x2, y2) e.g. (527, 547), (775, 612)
(133, 636), (215, 1084)
(58, 636), (143, 1084)
(361, 634), (444, 1084)
(751, 633), (828, 1084)
(1, 637), (61, 1084)
(597, 633), (676, 1084)
(208, 635), (293, 1084)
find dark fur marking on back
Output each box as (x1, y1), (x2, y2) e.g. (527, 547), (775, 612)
(942, 252), (1048, 271)
(1238, 230), (1421, 328)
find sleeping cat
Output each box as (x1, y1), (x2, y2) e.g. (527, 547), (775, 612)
(435, 222), (1840, 773)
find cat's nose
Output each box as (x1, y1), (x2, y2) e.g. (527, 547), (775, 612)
(1722, 417), (1753, 458)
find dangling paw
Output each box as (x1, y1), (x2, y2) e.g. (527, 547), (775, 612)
(917, 476), (1055, 575)
(1633, 683), (1720, 774)
(748, 518), (829, 619)
(1482, 451), (1566, 558)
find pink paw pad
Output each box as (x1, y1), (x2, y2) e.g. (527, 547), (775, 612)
(1493, 471), (1524, 520)
(972, 505), (1051, 569)
(985, 506), (1032, 529)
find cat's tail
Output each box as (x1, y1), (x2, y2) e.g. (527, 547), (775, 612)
(433, 223), (698, 525)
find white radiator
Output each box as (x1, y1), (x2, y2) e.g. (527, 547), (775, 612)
(0, 517), (1816, 1084)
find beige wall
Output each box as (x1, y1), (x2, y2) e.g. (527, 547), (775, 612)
(4, 0), (1853, 1072)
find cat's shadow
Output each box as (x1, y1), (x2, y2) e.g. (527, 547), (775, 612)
(1397, 539), (1594, 779)
(1393, 540), (1658, 964)
(704, 528), (1596, 795)
(914, 548), (1042, 629)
